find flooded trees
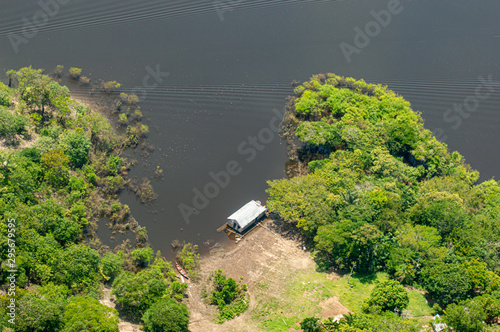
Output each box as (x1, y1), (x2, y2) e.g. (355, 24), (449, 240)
(101, 80), (121, 94)
(69, 67), (82, 80)
(54, 65), (64, 78)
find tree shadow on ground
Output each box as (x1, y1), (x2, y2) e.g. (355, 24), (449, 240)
(355, 273), (378, 285)
(267, 215), (306, 245)
(113, 302), (143, 326)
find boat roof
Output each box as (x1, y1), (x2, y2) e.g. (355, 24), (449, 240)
(227, 200), (266, 228)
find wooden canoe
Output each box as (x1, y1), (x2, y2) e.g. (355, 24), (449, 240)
(175, 261), (189, 279)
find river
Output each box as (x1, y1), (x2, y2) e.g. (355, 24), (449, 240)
(1, 0), (499, 256)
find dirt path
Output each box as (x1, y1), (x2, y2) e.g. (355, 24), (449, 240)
(99, 287), (142, 332)
(186, 220), (348, 332)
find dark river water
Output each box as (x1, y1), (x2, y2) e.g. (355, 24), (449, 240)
(1, 0), (500, 257)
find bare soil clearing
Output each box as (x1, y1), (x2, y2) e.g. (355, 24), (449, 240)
(186, 219), (349, 332)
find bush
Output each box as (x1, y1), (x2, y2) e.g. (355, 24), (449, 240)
(132, 247), (154, 267)
(59, 132), (91, 168)
(107, 155), (121, 175)
(300, 317), (323, 332)
(119, 93), (139, 105)
(138, 178), (158, 204)
(101, 81), (121, 93)
(35, 136), (59, 153)
(142, 298), (189, 332)
(80, 76), (91, 85)
(176, 243), (200, 281)
(0, 108), (28, 138)
(100, 253), (124, 279)
(209, 269), (248, 323)
(69, 67), (82, 79)
(20, 147), (41, 163)
(0, 85), (12, 106)
(362, 280), (409, 313)
(118, 113), (128, 125)
(54, 65), (64, 77)
(111, 268), (167, 318)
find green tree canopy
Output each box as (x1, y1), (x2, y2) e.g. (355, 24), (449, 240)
(59, 132), (91, 168)
(363, 280), (409, 313)
(15, 293), (64, 332)
(142, 297), (189, 332)
(62, 297), (119, 332)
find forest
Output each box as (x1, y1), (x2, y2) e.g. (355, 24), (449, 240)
(3, 67), (500, 331)
(267, 74), (500, 331)
(0, 67), (192, 331)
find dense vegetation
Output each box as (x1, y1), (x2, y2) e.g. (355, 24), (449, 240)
(206, 269), (248, 323)
(176, 243), (201, 281)
(268, 74), (500, 329)
(0, 67), (188, 331)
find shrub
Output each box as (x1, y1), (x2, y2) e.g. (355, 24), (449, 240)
(80, 76), (91, 86)
(133, 108), (143, 120)
(111, 268), (167, 318)
(0, 84), (12, 106)
(69, 67), (82, 79)
(119, 93), (139, 105)
(107, 155), (121, 175)
(138, 178), (158, 204)
(54, 65), (64, 77)
(0, 108), (28, 138)
(362, 280), (409, 313)
(118, 113), (128, 125)
(101, 81), (121, 93)
(20, 147), (42, 163)
(34, 136), (59, 153)
(300, 317), (323, 332)
(100, 253), (124, 279)
(209, 269), (248, 323)
(176, 243), (200, 281)
(132, 247), (154, 267)
(59, 132), (91, 168)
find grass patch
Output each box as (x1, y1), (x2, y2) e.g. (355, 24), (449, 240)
(250, 269), (432, 331)
(406, 289), (433, 317)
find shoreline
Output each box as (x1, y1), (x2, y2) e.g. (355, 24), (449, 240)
(185, 218), (349, 332)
